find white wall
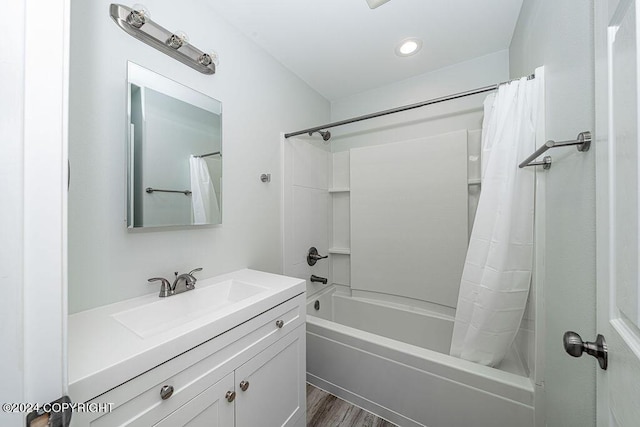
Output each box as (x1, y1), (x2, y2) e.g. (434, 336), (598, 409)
(68, 0), (329, 313)
(0, 2), (25, 425)
(329, 50), (510, 151)
(510, 1), (596, 426)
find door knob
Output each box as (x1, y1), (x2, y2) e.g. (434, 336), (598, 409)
(239, 380), (250, 391)
(563, 331), (608, 370)
(225, 391), (236, 402)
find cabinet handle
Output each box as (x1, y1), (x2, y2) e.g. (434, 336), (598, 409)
(239, 380), (250, 391)
(225, 391), (236, 402)
(276, 320), (284, 328)
(160, 385), (174, 400)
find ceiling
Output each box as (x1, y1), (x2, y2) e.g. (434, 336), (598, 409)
(209, 0), (524, 101)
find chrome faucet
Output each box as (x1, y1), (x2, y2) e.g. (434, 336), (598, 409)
(148, 267), (202, 297)
(173, 268), (202, 293)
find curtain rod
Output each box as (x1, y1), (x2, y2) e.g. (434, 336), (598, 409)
(284, 74), (535, 139)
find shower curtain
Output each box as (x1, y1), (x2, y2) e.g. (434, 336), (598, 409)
(449, 76), (538, 367)
(189, 155), (220, 225)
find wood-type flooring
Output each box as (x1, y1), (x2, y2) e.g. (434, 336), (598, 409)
(306, 384), (397, 427)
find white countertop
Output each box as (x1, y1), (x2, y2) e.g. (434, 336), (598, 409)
(68, 269), (305, 403)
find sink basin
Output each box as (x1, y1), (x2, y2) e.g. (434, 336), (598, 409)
(113, 280), (268, 338)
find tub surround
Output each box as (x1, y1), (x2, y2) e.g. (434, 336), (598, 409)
(68, 269), (305, 404)
(307, 286), (534, 427)
(350, 131), (469, 308)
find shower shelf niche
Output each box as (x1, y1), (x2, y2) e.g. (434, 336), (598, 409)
(328, 247), (351, 255)
(329, 152), (351, 287)
(328, 188), (350, 193)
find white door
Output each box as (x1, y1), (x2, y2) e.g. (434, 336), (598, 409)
(4, 2), (70, 425)
(595, 0), (640, 425)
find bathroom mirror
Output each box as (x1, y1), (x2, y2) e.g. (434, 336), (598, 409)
(127, 62), (222, 228)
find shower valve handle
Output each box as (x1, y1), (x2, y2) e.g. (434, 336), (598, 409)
(307, 247), (328, 266)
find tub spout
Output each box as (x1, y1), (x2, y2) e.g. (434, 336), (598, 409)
(310, 275), (328, 285)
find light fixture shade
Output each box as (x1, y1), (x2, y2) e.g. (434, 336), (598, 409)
(365, 0), (392, 9)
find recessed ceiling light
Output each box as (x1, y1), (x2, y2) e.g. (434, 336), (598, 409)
(395, 38), (422, 57)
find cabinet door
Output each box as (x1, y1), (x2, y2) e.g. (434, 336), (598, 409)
(153, 372), (235, 427)
(235, 325), (306, 427)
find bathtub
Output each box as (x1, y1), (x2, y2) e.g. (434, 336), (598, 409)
(306, 286), (534, 427)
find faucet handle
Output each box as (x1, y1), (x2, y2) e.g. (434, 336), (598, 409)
(188, 267), (203, 276)
(148, 277), (172, 297)
(184, 268), (202, 290)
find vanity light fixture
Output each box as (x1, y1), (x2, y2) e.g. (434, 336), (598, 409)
(395, 38), (423, 57)
(126, 4), (149, 28)
(166, 31), (188, 49)
(110, 3), (217, 74)
(198, 51), (220, 67)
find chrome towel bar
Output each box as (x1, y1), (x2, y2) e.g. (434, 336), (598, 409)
(145, 187), (192, 196)
(519, 131), (591, 170)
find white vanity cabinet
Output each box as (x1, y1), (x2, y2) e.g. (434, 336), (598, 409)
(71, 293), (306, 427)
(235, 325), (305, 427)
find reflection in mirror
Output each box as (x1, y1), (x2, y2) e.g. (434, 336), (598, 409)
(127, 62), (222, 228)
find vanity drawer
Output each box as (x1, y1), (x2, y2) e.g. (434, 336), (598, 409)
(72, 293), (304, 427)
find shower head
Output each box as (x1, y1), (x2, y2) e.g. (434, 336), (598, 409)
(308, 130), (331, 142)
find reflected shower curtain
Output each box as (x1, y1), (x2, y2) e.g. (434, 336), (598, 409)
(449, 76), (538, 366)
(189, 156), (220, 225)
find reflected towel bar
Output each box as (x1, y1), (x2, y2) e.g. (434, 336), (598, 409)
(146, 187), (192, 195)
(194, 151), (221, 158)
(519, 131), (591, 170)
